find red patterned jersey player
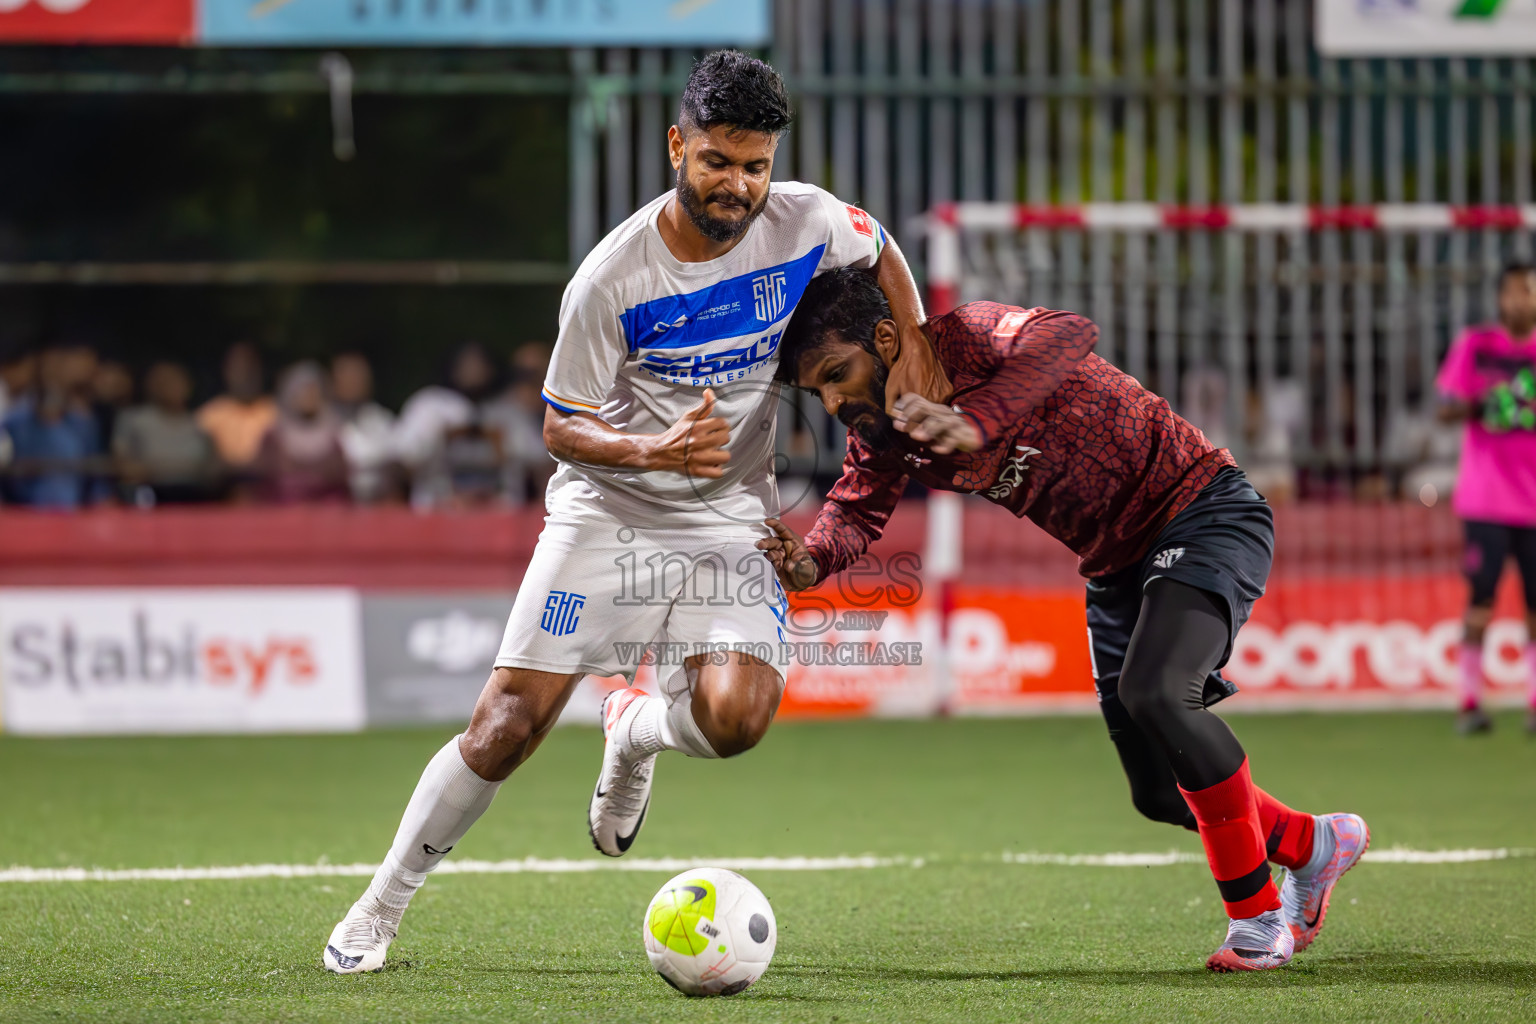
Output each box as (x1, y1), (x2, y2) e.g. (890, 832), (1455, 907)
(759, 268), (1371, 974)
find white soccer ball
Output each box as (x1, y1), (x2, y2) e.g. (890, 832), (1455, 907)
(642, 867), (777, 996)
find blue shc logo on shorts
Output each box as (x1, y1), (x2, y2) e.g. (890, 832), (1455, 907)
(541, 590), (587, 637)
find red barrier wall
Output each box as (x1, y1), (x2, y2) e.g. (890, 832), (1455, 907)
(0, 502), (1523, 714)
(0, 500), (1466, 588)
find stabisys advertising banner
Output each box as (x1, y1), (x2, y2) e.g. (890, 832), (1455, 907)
(0, 0), (193, 43)
(0, 588), (365, 735)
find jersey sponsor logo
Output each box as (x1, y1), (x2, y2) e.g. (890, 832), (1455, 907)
(637, 329), (783, 386)
(1152, 547), (1185, 569)
(984, 445), (1041, 501)
(652, 314), (691, 334)
(617, 244), (825, 354)
(845, 205), (875, 238)
(540, 590), (586, 637)
(752, 270), (789, 323)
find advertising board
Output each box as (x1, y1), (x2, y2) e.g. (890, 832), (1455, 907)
(199, 0), (770, 47)
(0, 588), (365, 734)
(0, 0), (193, 43)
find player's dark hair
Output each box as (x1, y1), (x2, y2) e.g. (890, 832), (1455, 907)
(775, 268), (890, 384)
(678, 50), (792, 137)
(1501, 260), (1536, 283)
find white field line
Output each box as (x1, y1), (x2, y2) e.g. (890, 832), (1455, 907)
(1005, 851), (1202, 866)
(0, 848), (1528, 884)
(0, 855), (914, 884)
(1003, 847), (1536, 867)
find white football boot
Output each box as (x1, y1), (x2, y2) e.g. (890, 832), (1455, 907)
(1280, 811), (1371, 951)
(1206, 908), (1295, 972)
(588, 687), (656, 857)
(322, 901), (398, 974)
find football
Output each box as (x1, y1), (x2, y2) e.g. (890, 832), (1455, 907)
(642, 867), (778, 996)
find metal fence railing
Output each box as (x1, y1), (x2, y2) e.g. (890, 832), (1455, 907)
(926, 202), (1536, 478)
(569, 0), (1535, 486)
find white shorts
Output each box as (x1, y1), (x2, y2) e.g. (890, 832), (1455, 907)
(495, 512), (790, 701)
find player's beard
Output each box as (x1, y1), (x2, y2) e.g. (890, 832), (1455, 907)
(676, 157), (768, 243)
(837, 356), (906, 451)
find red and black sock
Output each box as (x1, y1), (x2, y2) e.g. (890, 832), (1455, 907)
(1178, 758), (1281, 918)
(1254, 786), (1316, 871)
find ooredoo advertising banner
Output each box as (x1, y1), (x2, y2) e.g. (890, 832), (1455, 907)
(776, 577), (1530, 716)
(0, 588), (365, 735)
(1228, 574), (1530, 706)
(0, 0), (193, 43)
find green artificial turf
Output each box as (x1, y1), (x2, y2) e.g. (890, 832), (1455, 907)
(1, 713), (1533, 1023)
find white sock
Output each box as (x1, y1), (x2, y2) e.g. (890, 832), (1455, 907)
(1291, 816), (1337, 880)
(622, 694), (720, 760)
(360, 735), (500, 919)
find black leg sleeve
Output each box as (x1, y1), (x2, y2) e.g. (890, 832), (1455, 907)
(1099, 690), (1199, 830)
(1118, 578), (1248, 792)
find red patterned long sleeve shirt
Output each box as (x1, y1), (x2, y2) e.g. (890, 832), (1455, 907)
(803, 301), (1236, 581)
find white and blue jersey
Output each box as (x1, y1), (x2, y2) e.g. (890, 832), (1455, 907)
(542, 181), (887, 528)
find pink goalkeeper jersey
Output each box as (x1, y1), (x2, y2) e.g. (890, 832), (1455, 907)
(1435, 324), (1536, 527)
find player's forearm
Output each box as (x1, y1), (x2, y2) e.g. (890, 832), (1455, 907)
(804, 503), (886, 585)
(957, 310), (1099, 446)
(542, 406), (663, 471)
(803, 482), (906, 584)
(875, 240), (925, 333)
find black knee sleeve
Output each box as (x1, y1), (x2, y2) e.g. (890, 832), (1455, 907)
(1100, 690), (1199, 831)
(1118, 579), (1248, 791)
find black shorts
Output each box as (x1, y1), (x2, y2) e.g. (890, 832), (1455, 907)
(1462, 519), (1536, 607)
(1087, 467), (1274, 709)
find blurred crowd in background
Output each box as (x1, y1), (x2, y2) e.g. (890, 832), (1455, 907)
(0, 339), (554, 510)
(0, 327), (1472, 512)
(0, 328), (1476, 512)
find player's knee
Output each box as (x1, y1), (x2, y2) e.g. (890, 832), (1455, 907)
(696, 694), (773, 759)
(1118, 672), (1192, 729)
(708, 707), (771, 758)
(461, 675), (564, 779)
(460, 710), (538, 779)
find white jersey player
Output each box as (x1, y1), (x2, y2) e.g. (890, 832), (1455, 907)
(322, 50), (926, 973)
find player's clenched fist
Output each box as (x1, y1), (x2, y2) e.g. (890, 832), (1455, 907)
(644, 387), (732, 478)
(756, 517), (819, 592)
(890, 394), (983, 454)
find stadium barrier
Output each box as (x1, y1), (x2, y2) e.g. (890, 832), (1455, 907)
(0, 504), (1526, 734)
